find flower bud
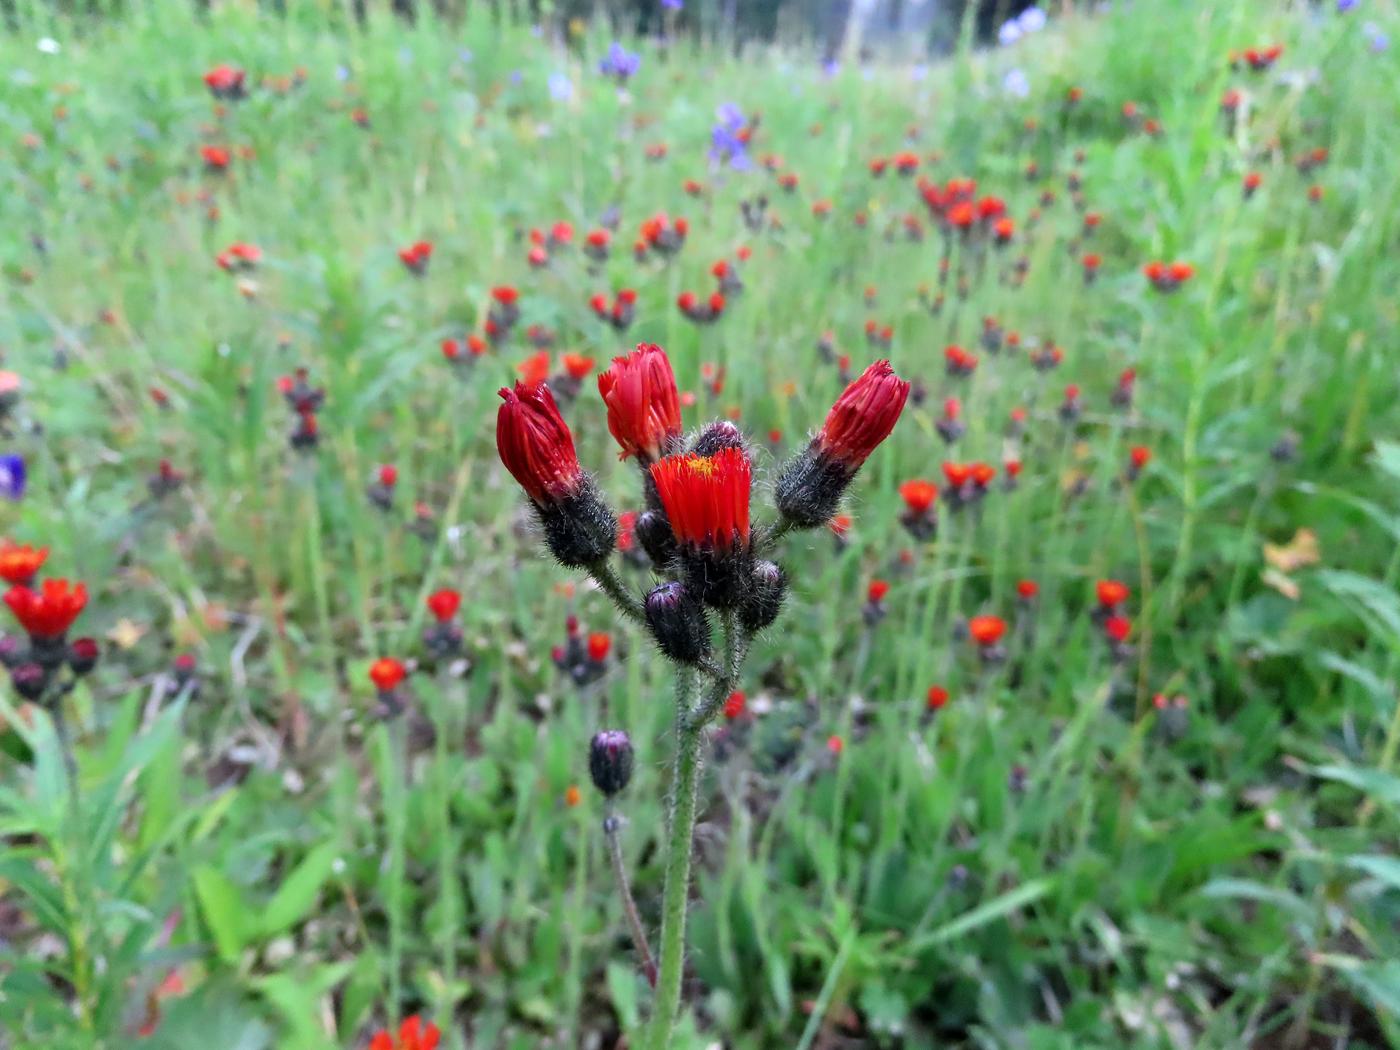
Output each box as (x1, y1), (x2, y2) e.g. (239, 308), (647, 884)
(644, 581), (711, 665)
(68, 637), (99, 675)
(776, 361), (909, 528)
(691, 420), (746, 457)
(635, 509), (677, 568)
(10, 662), (47, 701)
(588, 730), (634, 797)
(738, 560), (786, 633)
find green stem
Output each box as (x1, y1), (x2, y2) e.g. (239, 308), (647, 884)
(588, 560), (647, 627)
(604, 805), (657, 987)
(646, 668), (702, 1050)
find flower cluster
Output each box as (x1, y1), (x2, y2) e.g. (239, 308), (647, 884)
(1, 543), (96, 704)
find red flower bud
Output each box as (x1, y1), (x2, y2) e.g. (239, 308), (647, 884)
(597, 343), (683, 462)
(496, 383), (583, 505)
(813, 360), (910, 470)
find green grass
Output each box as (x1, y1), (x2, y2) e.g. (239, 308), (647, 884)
(1, 0), (1399, 1047)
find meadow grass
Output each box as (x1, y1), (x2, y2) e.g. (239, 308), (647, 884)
(1, 0), (1399, 1047)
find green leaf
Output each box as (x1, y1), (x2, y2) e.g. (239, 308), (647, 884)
(905, 878), (1053, 952)
(1196, 878), (1313, 926)
(1308, 764), (1400, 809)
(1342, 855), (1400, 892)
(1316, 571), (1400, 646)
(261, 841), (340, 940)
(194, 865), (253, 965)
(1372, 440), (1400, 484)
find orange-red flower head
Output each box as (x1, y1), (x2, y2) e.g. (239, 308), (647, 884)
(369, 657), (407, 692)
(5, 580), (87, 640)
(650, 448), (752, 552)
(968, 615), (1006, 647)
(597, 344), (683, 462)
(426, 589), (461, 622)
(370, 1015), (441, 1050)
(0, 542), (48, 586)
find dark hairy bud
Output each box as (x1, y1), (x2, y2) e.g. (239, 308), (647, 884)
(690, 420), (746, 457)
(738, 560), (787, 632)
(589, 730), (634, 797)
(635, 508), (677, 568)
(68, 637), (99, 676)
(536, 476), (618, 568)
(644, 581), (712, 665)
(10, 662), (48, 701)
(774, 444), (855, 528)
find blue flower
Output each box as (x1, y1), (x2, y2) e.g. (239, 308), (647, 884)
(998, 20), (1022, 46)
(0, 454), (25, 501)
(661, 0), (684, 10)
(599, 42), (641, 81)
(709, 103), (751, 170)
(1336, 0), (1358, 11)
(548, 71), (574, 101)
(1017, 6), (1047, 32)
(1003, 68), (1030, 98)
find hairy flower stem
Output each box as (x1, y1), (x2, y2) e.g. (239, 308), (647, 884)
(648, 614), (749, 1049)
(588, 560), (647, 627)
(604, 805), (657, 987)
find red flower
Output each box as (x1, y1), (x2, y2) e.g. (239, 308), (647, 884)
(826, 734), (845, 754)
(899, 480), (937, 515)
(587, 632), (611, 662)
(968, 615), (1006, 647)
(203, 64), (246, 98)
(868, 579), (890, 603)
(5, 580), (87, 639)
(813, 360), (910, 470)
(597, 343), (683, 462)
(517, 351), (551, 388)
(1129, 446), (1151, 469)
(1096, 579), (1130, 608)
(398, 241), (433, 273)
(1104, 616), (1132, 643)
(650, 448), (752, 552)
(0, 542), (48, 586)
(200, 145), (232, 170)
(723, 690), (746, 719)
(496, 382), (583, 505)
(562, 353), (595, 380)
(926, 685), (949, 710)
(426, 589), (461, 622)
(378, 464), (398, 487)
(369, 658), (407, 691)
(1016, 579), (1039, 599)
(370, 1015), (441, 1050)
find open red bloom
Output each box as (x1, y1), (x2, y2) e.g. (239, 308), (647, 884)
(5, 580), (87, 639)
(1129, 446), (1151, 469)
(0, 542), (48, 586)
(426, 589), (461, 622)
(587, 632), (611, 662)
(200, 145), (231, 170)
(496, 383), (583, 505)
(926, 685), (949, 710)
(562, 353), (595, 380)
(398, 241), (433, 272)
(899, 480), (937, 515)
(370, 1015), (441, 1050)
(650, 448), (751, 552)
(378, 465), (398, 487)
(1104, 616), (1132, 643)
(813, 361), (910, 470)
(968, 615), (1007, 647)
(1016, 579), (1039, 599)
(597, 344), (683, 462)
(723, 690), (746, 719)
(369, 657), (407, 691)
(868, 579), (890, 603)
(203, 65), (246, 97)
(1096, 579), (1130, 607)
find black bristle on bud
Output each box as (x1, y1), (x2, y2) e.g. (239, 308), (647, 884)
(537, 477), (618, 567)
(679, 545), (755, 610)
(636, 508), (677, 567)
(691, 420), (746, 457)
(774, 444), (856, 529)
(644, 581), (712, 665)
(738, 560), (787, 632)
(68, 638), (99, 676)
(588, 730), (634, 797)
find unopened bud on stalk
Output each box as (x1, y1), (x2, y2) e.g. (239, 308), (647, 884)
(691, 420), (746, 457)
(644, 582), (712, 665)
(589, 730), (634, 797)
(738, 560), (786, 632)
(635, 508), (677, 567)
(776, 361), (909, 528)
(10, 662), (47, 701)
(497, 382), (617, 567)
